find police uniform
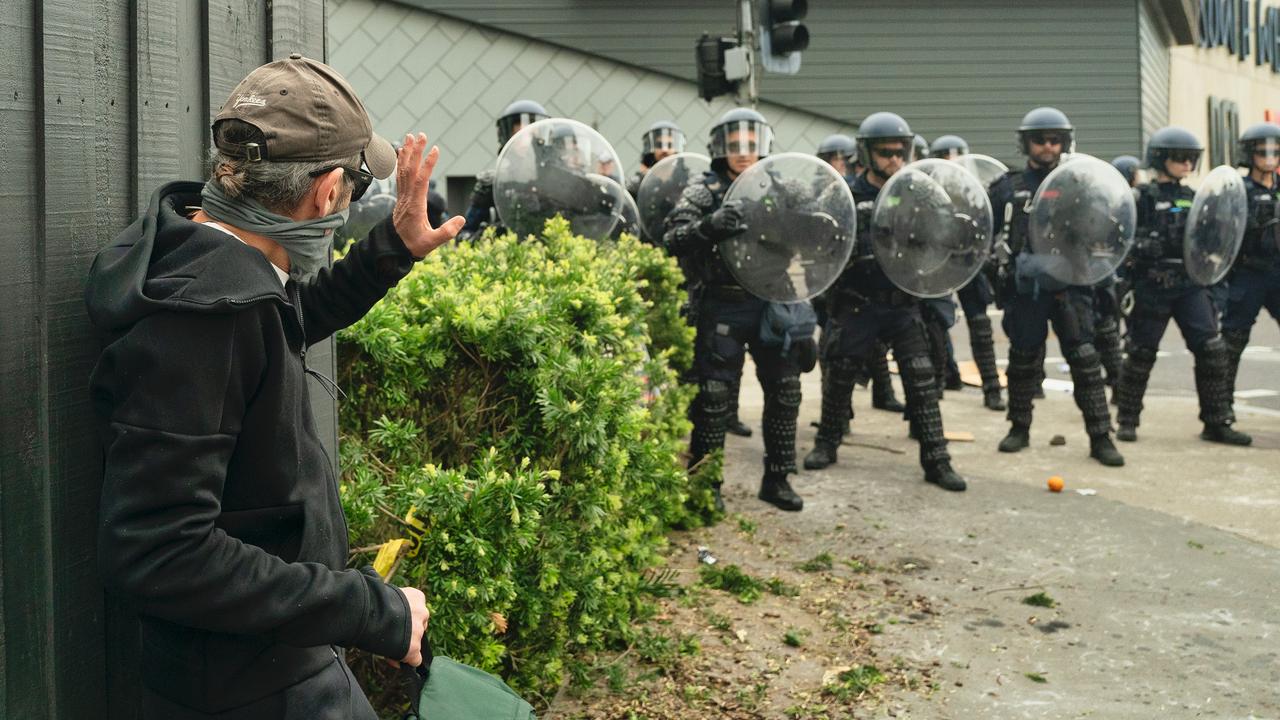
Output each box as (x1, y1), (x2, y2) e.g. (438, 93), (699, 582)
(990, 107), (1122, 466)
(807, 170), (965, 491)
(664, 109), (806, 512)
(1222, 172), (1280, 395)
(990, 165), (1121, 462)
(1115, 175), (1248, 444)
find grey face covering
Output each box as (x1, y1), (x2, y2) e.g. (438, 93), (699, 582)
(200, 181), (350, 279)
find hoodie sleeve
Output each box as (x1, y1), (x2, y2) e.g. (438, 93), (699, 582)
(94, 309), (411, 660)
(297, 217), (418, 345)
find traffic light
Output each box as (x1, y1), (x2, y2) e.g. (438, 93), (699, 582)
(695, 33), (741, 101)
(759, 0), (809, 74)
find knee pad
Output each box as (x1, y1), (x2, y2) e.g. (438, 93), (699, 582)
(1222, 327), (1250, 355)
(1194, 335), (1227, 358)
(771, 375), (803, 409)
(1065, 342), (1100, 367)
(1124, 344), (1158, 367)
(695, 379), (731, 417)
(1008, 347), (1042, 373)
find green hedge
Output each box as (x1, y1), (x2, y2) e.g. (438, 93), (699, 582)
(336, 219), (711, 712)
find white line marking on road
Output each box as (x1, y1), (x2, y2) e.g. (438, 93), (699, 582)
(1243, 346), (1274, 354)
(1234, 389), (1279, 399)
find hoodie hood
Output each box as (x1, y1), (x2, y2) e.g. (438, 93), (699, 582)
(85, 181), (289, 334)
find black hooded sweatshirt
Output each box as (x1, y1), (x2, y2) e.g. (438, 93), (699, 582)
(85, 182), (415, 718)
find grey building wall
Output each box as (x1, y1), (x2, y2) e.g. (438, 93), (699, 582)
(327, 0), (848, 212)
(0, 2), (330, 718)
(391, 0), (1155, 164)
(1139, 0), (1174, 154)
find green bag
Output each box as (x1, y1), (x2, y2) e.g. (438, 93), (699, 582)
(403, 639), (536, 720)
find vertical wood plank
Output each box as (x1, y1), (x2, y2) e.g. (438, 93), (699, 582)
(205, 0), (267, 128)
(0, 0), (55, 716)
(271, 0), (342, 475)
(41, 0), (135, 715)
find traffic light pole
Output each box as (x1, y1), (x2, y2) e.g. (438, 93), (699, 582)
(736, 0), (760, 107)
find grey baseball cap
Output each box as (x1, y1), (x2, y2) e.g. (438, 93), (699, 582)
(213, 53), (396, 179)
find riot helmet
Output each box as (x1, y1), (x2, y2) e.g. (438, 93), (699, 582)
(1237, 122), (1280, 170)
(641, 121), (686, 166)
(816, 133), (856, 174)
(930, 134), (969, 159)
(708, 107), (774, 173)
(1016, 107), (1075, 155)
(1110, 155), (1141, 187)
(496, 99), (549, 150)
(856, 111), (914, 177)
(913, 135), (930, 162)
(1145, 126), (1203, 176)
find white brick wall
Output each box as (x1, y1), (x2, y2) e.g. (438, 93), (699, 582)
(327, 0), (849, 206)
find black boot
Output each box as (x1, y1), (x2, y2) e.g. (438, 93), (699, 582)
(711, 483), (725, 513)
(1201, 423), (1252, 446)
(1089, 435), (1125, 467)
(1116, 423), (1137, 442)
(924, 460), (967, 492)
(803, 441), (839, 470)
(726, 417), (752, 437)
(983, 387), (1006, 411)
(944, 361), (964, 391)
(758, 472), (803, 511)
(998, 425), (1030, 453)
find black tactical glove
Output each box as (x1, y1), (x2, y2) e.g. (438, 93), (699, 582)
(1135, 232), (1164, 260)
(698, 201), (747, 242)
(470, 170), (495, 210)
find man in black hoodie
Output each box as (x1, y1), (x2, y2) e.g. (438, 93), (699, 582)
(84, 55), (463, 719)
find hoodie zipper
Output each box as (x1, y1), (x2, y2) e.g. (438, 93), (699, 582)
(287, 280), (352, 550)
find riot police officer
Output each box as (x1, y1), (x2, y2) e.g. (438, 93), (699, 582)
(804, 112), (967, 492)
(627, 121), (687, 197)
(1222, 122), (1280, 403)
(664, 108), (810, 512)
(460, 99), (549, 239)
(1113, 127), (1250, 445)
(991, 107), (1125, 466)
(1111, 155), (1141, 187)
(817, 133), (857, 178)
(930, 135), (969, 159)
(929, 134), (1006, 410)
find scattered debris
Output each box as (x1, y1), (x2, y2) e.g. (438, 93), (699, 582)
(1025, 672), (1049, 684)
(1075, 488), (1097, 496)
(1050, 434), (1067, 446)
(1022, 592), (1057, 608)
(697, 546), (717, 565)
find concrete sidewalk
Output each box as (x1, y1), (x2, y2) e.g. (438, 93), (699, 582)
(723, 364), (1280, 717)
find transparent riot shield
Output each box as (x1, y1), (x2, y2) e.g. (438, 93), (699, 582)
(608, 180), (642, 239)
(1028, 155), (1136, 286)
(871, 159), (994, 298)
(637, 153), (712, 243)
(719, 152), (856, 302)
(338, 176), (397, 243)
(953, 153), (1008, 189)
(1185, 165), (1248, 286)
(494, 118), (626, 240)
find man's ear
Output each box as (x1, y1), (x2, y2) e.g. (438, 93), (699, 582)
(306, 167), (346, 219)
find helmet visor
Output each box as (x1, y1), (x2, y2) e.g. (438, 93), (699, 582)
(643, 128), (687, 154)
(710, 120), (774, 159)
(497, 112), (549, 148)
(1251, 138), (1280, 159)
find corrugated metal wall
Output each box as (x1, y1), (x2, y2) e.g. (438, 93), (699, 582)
(0, 2), (330, 717)
(328, 0), (848, 211)
(396, 0), (1148, 164)
(1139, 0), (1173, 153)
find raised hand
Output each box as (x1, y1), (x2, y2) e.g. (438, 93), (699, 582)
(393, 133), (466, 258)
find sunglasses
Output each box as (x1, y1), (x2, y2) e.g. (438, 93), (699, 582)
(1028, 132), (1067, 147)
(872, 147), (908, 160)
(1166, 150), (1200, 164)
(310, 159), (375, 202)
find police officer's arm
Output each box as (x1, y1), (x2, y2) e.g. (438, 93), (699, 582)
(461, 168), (496, 235)
(663, 180), (717, 257)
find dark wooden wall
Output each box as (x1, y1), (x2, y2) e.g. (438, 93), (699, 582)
(0, 1), (330, 717)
